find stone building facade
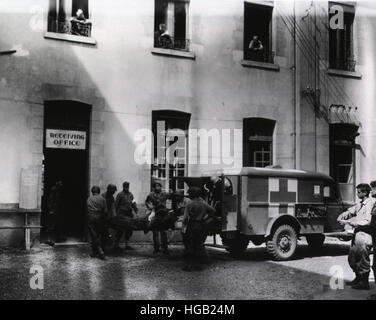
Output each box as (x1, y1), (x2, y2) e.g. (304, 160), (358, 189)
(0, 0), (374, 246)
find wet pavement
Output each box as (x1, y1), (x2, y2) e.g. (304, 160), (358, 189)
(1, 238), (376, 300)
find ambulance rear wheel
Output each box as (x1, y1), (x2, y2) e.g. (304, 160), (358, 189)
(266, 224), (297, 261)
(221, 235), (249, 255)
(306, 234), (325, 250)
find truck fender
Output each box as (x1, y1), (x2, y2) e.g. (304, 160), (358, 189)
(264, 215), (302, 238)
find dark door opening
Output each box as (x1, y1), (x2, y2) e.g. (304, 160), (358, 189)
(42, 101), (91, 242)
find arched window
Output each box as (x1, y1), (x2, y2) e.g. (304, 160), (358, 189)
(243, 118), (275, 167)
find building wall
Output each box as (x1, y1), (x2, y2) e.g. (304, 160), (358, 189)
(4, 0), (375, 246)
(296, 1), (376, 191)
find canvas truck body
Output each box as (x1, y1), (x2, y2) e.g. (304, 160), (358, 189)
(176, 167), (351, 261)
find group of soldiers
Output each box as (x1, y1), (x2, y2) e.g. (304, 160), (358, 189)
(86, 180), (217, 271)
(337, 181), (376, 290)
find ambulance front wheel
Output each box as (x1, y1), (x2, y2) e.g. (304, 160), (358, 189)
(266, 224), (298, 261)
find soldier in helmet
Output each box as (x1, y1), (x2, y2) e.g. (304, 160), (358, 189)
(87, 186), (107, 260)
(182, 186), (216, 271)
(145, 181), (171, 254)
(102, 184), (117, 246)
(113, 181), (138, 251)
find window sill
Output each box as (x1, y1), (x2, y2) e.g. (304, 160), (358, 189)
(44, 32), (97, 45)
(151, 47), (195, 60)
(241, 59), (280, 71)
(327, 68), (362, 79)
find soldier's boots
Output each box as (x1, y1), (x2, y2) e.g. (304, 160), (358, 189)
(345, 273), (361, 286)
(352, 272), (370, 290)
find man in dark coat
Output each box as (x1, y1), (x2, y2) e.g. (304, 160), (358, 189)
(87, 186), (107, 260)
(102, 184), (117, 246)
(182, 187), (216, 271)
(114, 181), (138, 251)
(145, 181), (171, 254)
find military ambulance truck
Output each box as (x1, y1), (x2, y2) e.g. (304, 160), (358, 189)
(175, 167), (351, 261)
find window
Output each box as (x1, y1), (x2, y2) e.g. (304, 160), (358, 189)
(243, 118), (275, 167)
(244, 2), (273, 63)
(154, 0), (190, 51)
(329, 2), (355, 71)
(329, 123), (358, 201)
(48, 0), (92, 37)
(151, 111), (191, 191)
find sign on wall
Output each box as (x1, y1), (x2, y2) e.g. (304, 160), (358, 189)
(46, 129), (86, 150)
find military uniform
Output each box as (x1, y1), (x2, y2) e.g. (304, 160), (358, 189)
(102, 191), (116, 218)
(339, 197), (375, 288)
(87, 194), (107, 258)
(145, 191), (170, 252)
(102, 191), (116, 245)
(114, 190), (138, 248)
(182, 197), (215, 271)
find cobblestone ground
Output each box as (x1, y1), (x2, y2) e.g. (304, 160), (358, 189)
(0, 238), (375, 300)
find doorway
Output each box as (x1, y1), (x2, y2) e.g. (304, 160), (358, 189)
(42, 101), (91, 242)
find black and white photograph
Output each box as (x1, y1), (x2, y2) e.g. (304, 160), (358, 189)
(1, 0), (376, 306)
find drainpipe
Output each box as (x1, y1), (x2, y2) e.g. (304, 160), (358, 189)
(314, 0), (318, 172)
(293, 0), (297, 169)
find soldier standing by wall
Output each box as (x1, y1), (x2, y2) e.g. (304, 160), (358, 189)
(182, 187), (216, 271)
(145, 181), (171, 254)
(113, 181), (138, 251)
(337, 183), (375, 290)
(87, 186), (107, 260)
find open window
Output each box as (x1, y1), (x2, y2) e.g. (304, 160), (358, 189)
(154, 0), (190, 51)
(244, 2), (274, 63)
(48, 0), (92, 37)
(243, 118), (275, 167)
(329, 2), (355, 71)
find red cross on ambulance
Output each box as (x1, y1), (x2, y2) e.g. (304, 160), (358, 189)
(268, 178), (297, 218)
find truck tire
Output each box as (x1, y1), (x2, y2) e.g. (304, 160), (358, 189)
(306, 234), (325, 250)
(220, 234), (249, 255)
(266, 224), (297, 261)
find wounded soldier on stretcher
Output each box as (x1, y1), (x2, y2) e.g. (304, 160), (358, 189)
(107, 203), (221, 234)
(106, 204), (183, 233)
